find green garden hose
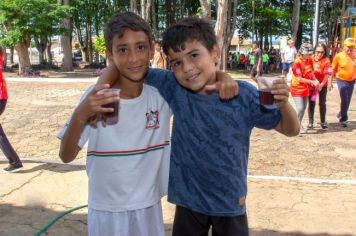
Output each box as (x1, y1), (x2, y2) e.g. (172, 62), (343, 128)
(33, 204), (87, 236)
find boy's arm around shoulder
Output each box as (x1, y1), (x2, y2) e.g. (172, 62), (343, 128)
(97, 64), (119, 86)
(271, 79), (300, 136)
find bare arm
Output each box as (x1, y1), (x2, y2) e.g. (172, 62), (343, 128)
(59, 84), (120, 163)
(271, 79), (300, 136)
(59, 109), (87, 163)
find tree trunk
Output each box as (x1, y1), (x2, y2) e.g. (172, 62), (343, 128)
(130, 0), (138, 14)
(199, 0), (212, 21)
(10, 47), (14, 64)
(166, 0), (176, 27)
(34, 36), (48, 64)
(152, 0), (158, 39)
(59, 0), (73, 71)
(14, 43), (31, 74)
(86, 18), (93, 63)
(291, 0), (301, 40)
(215, 0), (229, 69)
(141, 0), (147, 20)
(75, 26), (86, 62)
(47, 37), (53, 66)
(223, 0), (238, 71)
(2, 48), (7, 69)
(146, 0), (152, 25)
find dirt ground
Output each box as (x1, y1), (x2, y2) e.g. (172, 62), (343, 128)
(3, 66), (102, 79)
(0, 69), (356, 235)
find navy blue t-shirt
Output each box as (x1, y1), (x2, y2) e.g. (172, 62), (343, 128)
(144, 68), (281, 216)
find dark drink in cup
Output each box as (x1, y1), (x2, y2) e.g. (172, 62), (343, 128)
(98, 88), (120, 125)
(256, 76), (278, 112)
(103, 101), (119, 125)
(259, 90), (274, 105)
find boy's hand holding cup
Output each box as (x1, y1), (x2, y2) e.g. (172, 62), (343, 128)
(96, 88), (121, 126)
(256, 76), (289, 110)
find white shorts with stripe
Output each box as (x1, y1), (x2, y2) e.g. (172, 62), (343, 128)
(88, 200), (165, 236)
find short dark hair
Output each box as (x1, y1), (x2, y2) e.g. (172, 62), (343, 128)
(162, 17), (217, 55)
(104, 11), (152, 52)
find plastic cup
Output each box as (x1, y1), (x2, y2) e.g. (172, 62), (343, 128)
(256, 76), (279, 110)
(98, 88), (120, 125)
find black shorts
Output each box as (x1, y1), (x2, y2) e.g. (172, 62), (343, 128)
(172, 205), (249, 236)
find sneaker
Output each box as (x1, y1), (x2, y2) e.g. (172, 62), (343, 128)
(299, 127), (307, 134)
(307, 123), (314, 129)
(337, 113), (341, 120)
(340, 121), (348, 128)
(3, 164), (23, 173)
(320, 123), (328, 130)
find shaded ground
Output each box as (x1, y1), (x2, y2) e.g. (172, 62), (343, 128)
(0, 71), (355, 235)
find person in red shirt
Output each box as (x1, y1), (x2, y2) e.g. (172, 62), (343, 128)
(290, 43), (319, 134)
(0, 47), (23, 173)
(331, 37), (356, 127)
(307, 43), (333, 130)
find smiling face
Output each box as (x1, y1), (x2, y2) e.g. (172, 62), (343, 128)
(168, 39), (220, 95)
(107, 29), (153, 84)
(314, 46), (325, 60)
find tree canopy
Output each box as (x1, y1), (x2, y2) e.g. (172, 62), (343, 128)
(0, 0), (345, 72)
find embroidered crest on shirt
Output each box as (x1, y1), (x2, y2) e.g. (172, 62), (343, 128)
(146, 110), (160, 129)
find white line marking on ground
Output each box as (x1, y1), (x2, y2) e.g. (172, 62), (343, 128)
(248, 175), (356, 185)
(2, 156), (355, 185)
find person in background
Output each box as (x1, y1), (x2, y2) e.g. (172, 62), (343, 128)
(0, 46), (23, 173)
(281, 39), (297, 77)
(268, 47), (277, 72)
(331, 37), (356, 128)
(290, 43), (319, 134)
(245, 52), (250, 71)
(262, 51), (269, 74)
(307, 43), (333, 130)
(250, 41), (262, 82)
(152, 41), (167, 69)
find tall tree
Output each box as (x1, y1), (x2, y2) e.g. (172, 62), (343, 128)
(59, 0), (73, 71)
(199, 0), (212, 20)
(0, 0), (69, 74)
(214, 0), (229, 69)
(291, 0), (301, 40)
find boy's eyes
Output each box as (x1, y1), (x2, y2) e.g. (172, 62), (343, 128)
(115, 45), (147, 54)
(190, 53), (198, 58)
(117, 48), (127, 54)
(138, 44), (146, 51)
(172, 61), (181, 68)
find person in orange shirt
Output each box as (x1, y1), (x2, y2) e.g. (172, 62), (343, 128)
(0, 47), (23, 173)
(331, 37), (356, 127)
(290, 43), (319, 134)
(307, 43), (333, 130)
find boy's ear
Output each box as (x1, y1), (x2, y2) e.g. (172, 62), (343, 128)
(213, 44), (221, 65)
(106, 50), (114, 63)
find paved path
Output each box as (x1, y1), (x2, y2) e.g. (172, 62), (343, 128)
(1, 77), (356, 235)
